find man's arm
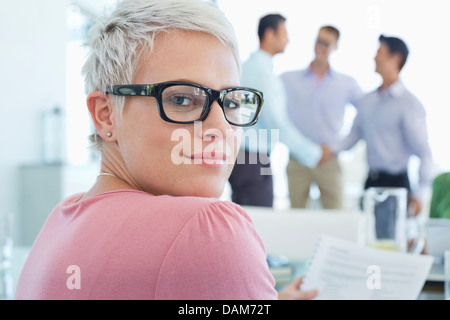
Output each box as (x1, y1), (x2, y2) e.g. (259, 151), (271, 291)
(254, 71), (323, 168)
(330, 110), (363, 155)
(402, 100), (435, 214)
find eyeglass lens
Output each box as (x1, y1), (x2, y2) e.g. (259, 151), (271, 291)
(161, 85), (260, 125)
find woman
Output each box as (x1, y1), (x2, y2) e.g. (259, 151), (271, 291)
(15, 0), (317, 300)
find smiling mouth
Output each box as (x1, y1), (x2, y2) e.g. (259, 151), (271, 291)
(183, 152), (227, 166)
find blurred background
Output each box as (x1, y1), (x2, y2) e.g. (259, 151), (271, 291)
(0, 0), (449, 246)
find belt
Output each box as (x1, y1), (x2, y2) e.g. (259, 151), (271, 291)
(369, 170), (408, 180)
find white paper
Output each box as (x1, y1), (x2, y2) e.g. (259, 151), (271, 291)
(301, 235), (434, 300)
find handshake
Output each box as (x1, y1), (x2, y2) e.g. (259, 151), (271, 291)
(318, 144), (334, 166)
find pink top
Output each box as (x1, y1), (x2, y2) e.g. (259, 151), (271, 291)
(15, 190), (277, 300)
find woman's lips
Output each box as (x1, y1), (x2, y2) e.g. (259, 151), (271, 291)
(184, 152), (227, 166)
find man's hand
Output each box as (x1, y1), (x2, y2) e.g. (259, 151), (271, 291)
(277, 275), (318, 300)
(318, 144), (333, 166)
(409, 197), (422, 216)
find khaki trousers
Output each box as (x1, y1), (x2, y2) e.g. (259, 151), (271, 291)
(287, 157), (343, 209)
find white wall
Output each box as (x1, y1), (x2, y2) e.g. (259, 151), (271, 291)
(0, 0), (68, 238)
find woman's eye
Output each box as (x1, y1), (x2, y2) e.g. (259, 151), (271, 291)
(170, 95), (192, 106)
(224, 99), (240, 109)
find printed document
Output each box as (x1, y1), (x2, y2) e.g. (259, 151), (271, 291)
(301, 235), (433, 300)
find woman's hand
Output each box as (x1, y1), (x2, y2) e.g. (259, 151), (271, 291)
(277, 275), (318, 300)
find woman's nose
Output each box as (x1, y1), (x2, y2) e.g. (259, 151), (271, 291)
(199, 100), (231, 139)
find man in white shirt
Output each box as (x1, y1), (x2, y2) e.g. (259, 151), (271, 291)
(228, 14), (331, 207)
(281, 26), (363, 209)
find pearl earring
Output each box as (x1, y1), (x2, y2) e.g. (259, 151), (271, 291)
(106, 132), (112, 137)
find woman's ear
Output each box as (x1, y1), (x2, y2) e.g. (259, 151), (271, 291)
(87, 91), (116, 141)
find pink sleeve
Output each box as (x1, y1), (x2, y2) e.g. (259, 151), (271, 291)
(154, 201), (277, 300)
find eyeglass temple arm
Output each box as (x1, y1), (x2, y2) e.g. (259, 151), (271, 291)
(103, 85), (156, 96)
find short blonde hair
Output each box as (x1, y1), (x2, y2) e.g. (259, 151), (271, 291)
(82, 0), (240, 149)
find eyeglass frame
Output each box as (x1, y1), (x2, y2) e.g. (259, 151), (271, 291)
(102, 81), (264, 127)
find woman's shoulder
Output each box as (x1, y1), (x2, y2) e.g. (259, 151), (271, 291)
(72, 189), (249, 221)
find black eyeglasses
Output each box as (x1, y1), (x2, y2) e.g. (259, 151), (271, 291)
(103, 81), (264, 127)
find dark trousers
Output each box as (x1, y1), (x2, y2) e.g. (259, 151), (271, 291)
(361, 170), (411, 211)
(364, 170), (411, 192)
(228, 150), (273, 207)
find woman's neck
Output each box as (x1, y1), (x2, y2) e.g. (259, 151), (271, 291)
(79, 145), (141, 201)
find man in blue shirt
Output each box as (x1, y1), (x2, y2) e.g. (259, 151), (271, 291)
(228, 14), (331, 207)
(332, 35), (435, 215)
(281, 26), (363, 209)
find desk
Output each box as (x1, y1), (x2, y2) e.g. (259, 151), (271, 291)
(246, 206), (446, 300)
(245, 207), (362, 261)
(418, 263), (445, 300)
(419, 281), (445, 300)
(270, 260), (446, 300)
